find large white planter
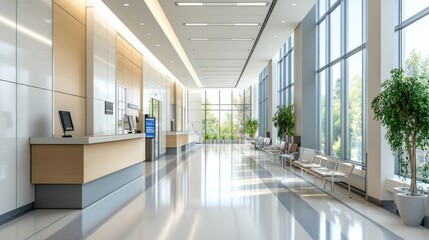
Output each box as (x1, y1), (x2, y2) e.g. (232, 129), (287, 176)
(396, 193), (428, 226)
(393, 187), (409, 214)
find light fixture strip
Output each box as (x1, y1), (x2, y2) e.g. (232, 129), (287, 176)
(184, 23), (260, 26)
(175, 2), (269, 7)
(144, 0), (202, 87)
(189, 38), (254, 41)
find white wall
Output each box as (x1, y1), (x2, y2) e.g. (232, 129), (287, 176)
(366, 0), (396, 201)
(294, 24), (303, 137)
(86, 3), (117, 136)
(0, 0), (53, 215)
(143, 62), (170, 155)
(188, 89), (202, 141)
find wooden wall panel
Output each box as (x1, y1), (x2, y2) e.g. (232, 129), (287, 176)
(31, 145), (84, 184)
(84, 138), (145, 183)
(54, 92), (86, 138)
(116, 34), (143, 112)
(132, 48), (143, 68)
(132, 64), (142, 108)
(124, 58), (133, 101)
(54, 5), (86, 97)
(116, 54), (124, 86)
(116, 35), (124, 55)
(54, 0), (86, 25)
(176, 84), (183, 107)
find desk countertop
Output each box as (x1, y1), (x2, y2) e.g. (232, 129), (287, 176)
(30, 133), (145, 145)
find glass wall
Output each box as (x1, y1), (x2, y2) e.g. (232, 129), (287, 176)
(202, 87), (252, 140)
(258, 66), (269, 137)
(317, 0), (366, 162)
(278, 34), (294, 106)
(396, 1), (429, 178)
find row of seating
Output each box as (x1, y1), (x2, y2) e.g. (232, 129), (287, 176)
(291, 148), (355, 198)
(251, 138), (299, 167)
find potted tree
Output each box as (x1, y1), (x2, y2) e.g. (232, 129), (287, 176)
(245, 119), (258, 139)
(212, 133), (218, 144)
(272, 105), (294, 142)
(371, 68), (429, 226)
(220, 133), (226, 143)
(203, 132), (211, 144)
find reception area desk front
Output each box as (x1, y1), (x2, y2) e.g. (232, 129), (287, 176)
(166, 132), (196, 154)
(30, 134), (145, 209)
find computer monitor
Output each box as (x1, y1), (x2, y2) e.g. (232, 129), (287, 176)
(59, 111), (74, 137)
(128, 115), (135, 132)
(123, 115), (135, 133)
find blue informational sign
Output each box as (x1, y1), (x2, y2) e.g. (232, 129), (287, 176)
(145, 117), (156, 138)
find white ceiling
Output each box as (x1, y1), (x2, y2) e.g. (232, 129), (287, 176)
(102, 0), (315, 89)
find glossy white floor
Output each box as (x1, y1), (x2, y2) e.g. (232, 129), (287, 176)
(1, 144), (429, 239)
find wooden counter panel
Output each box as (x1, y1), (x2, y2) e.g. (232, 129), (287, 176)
(31, 145), (84, 184)
(83, 138), (145, 183)
(166, 134), (189, 148)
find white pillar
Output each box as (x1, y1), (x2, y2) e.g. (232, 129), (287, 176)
(366, 0), (396, 202)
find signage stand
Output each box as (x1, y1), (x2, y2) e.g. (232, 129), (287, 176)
(145, 116), (156, 161)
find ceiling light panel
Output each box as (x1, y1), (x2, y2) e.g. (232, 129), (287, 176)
(184, 23), (260, 26)
(189, 38), (254, 41)
(193, 49), (250, 52)
(175, 2), (269, 7)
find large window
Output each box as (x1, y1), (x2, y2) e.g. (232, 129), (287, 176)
(317, 0), (366, 162)
(278, 35), (294, 106)
(202, 88), (252, 139)
(258, 66), (268, 137)
(396, 1), (429, 179)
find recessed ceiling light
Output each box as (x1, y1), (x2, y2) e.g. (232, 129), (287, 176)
(281, 20), (286, 23)
(155, 44), (161, 47)
(273, 35), (278, 38)
(292, 3), (297, 6)
(139, 22), (145, 25)
(184, 23), (260, 26)
(147, 33), (151, 36)
(175, 2), (269, 7)
(170, 61), (174, 63)
(123, 3), (130, 7)
(189, 38), (254, 41)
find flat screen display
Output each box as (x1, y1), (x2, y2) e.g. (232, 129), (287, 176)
(59, 111), (74, 132)
(145, 117), (155, 139)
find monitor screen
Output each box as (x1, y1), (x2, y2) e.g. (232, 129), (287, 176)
(145, 117), (155, 138)
(128, 115), (135, 131)
(59, 111), (74, 132)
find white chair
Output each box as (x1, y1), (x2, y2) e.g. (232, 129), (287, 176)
(323, 162), (355, 198)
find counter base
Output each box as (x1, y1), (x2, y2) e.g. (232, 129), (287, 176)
(35, 162), (143, 209)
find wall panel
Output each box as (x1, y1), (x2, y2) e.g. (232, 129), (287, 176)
(0, 1), (17, 83)
(54, 4), (86, 97)
(93, 8), (108, 101)
(17, 85), (52, 207)
(93, 99), (108, 136)
(17, 0), (53, 90)
(0, 81), (17, 215)
(54, 0), (86, 25)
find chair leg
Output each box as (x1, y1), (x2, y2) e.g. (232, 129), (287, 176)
(331, 180), (334, 198)
(348, 182), (351, 198)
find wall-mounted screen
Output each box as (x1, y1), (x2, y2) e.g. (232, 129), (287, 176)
(145, 117), (155, 139)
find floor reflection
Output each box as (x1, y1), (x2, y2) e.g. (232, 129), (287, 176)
(3, 144), (428, 239)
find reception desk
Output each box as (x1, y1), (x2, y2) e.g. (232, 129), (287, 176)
(166, 132), (196, 154)
(30, 134), (145, 209)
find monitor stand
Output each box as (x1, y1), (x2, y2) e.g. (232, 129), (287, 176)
(62, 132), (72, 138)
